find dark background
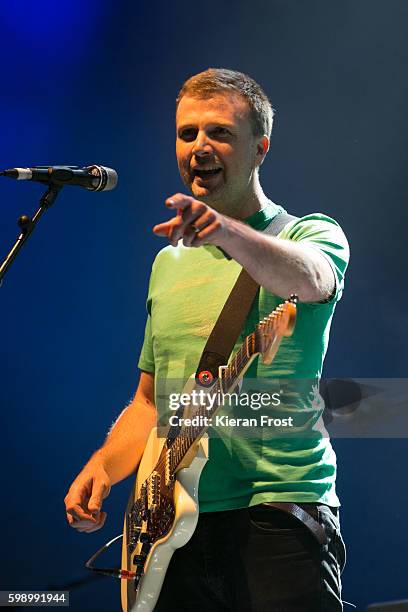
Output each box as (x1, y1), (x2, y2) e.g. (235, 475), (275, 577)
(1, 1), (407, 610)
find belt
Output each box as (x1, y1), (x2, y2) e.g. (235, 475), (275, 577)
(262, 502), (330, 545)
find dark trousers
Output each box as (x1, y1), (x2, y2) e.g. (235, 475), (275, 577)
(155, 504), (346, 612)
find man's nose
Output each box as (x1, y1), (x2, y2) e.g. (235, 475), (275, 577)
(192, 131), (212, 156)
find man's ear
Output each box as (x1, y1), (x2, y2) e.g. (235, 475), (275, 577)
(255, 135), (270, 167)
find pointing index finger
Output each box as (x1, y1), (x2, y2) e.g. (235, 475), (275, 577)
(165, 194), (195, 210)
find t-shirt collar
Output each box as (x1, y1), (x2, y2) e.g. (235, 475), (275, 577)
(244, 200), (284, 231)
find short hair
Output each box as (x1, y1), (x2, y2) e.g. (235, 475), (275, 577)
(176, 68), (274, 138)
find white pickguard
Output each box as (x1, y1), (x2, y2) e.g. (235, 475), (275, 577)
(121, 404), (209, 611)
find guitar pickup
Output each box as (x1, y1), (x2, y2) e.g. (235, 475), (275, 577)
(139, 532), (150, 543)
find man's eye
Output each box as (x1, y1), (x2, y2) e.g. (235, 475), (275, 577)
(212, 127), (229, 136)
(179, 129), (197, 141)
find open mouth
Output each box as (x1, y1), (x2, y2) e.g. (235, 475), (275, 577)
(192, 168), (222, 180)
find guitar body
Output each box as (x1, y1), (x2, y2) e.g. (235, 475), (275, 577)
(118, 297), (297, 612)
(121, 424), (209, 611)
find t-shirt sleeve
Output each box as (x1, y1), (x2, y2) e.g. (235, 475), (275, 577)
(279, 213), (350, 303)
(137, 260), (156, 373)
(137, 309), (155, 373)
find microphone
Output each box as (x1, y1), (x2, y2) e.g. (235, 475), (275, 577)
(0, 165), (118, 192)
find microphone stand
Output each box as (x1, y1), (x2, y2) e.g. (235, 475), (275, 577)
(0, 183), (62, 286)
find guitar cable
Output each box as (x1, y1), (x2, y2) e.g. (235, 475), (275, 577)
(85, 534), (137, 580)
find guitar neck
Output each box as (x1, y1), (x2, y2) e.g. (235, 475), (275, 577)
(164, 295), (297, 478)
(166, 331), (259, 473)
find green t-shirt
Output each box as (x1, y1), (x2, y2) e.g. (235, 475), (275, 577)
(138, 201), (349, 511)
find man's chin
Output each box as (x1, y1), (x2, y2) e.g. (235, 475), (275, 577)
(190, 184), (211, 199)
(190, 188), (228, 214)
(190, 180), (222, 202)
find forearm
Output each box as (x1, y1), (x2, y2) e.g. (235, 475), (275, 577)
(87, 392), (157, 486)
(65, 372), (156, 530)
(219, 217), (334, 302)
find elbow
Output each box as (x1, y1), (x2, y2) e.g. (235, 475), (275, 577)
(298, 284), (324, 303)
(298, 270), (334, 303)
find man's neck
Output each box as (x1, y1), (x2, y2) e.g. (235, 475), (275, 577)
(236, 180), (270, 220)
(210, 175), (270, 220)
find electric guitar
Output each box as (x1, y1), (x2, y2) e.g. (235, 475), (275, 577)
(120, 296), (297, 611)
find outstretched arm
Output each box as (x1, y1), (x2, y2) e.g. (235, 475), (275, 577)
(154, 194), (335, 303)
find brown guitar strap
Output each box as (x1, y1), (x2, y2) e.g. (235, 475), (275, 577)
(195, 267), (258, 385)
(195, 210), (298, 385)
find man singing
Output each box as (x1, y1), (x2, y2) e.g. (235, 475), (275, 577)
(65, 68), (349, 611)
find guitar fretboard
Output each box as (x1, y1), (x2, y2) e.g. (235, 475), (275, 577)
(166, 331), (259, 476)
(163, 295), (297, 480)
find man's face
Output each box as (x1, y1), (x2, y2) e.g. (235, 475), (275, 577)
(176, 92), (264, 213)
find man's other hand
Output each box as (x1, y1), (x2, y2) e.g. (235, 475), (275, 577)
(64, 460), (111, 533)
